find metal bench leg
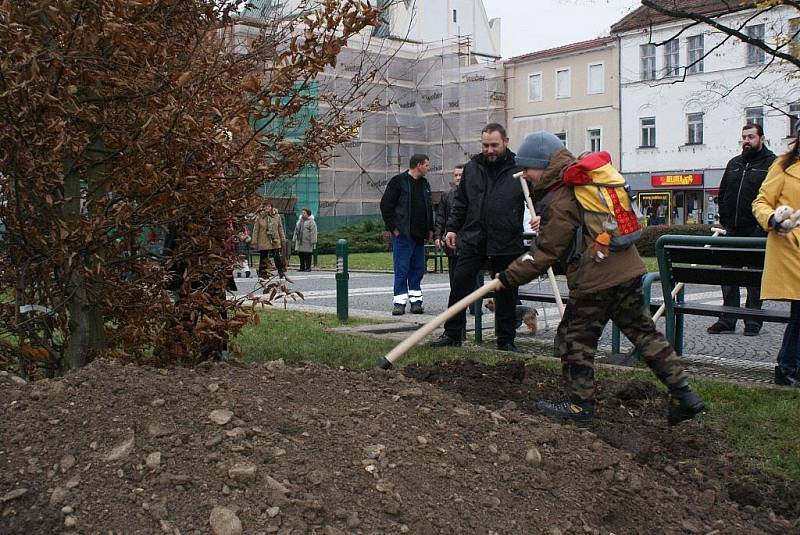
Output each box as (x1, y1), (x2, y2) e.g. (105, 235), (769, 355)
(675, 286), (685, 356)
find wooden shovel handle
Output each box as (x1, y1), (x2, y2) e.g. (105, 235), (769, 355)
(378, 278), (503, 368)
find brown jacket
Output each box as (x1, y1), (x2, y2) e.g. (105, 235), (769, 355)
(252, 208), (285, 251)
(502, 152), (645, 297)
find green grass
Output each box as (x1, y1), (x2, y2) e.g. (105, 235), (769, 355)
(236, 309), (507, 369)
(312, 252), (394, 271)
(236, 308), (800, 480)
(642, 256), (658, 272)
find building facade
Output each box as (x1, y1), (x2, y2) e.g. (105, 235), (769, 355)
(234, 0), (504, 224)
(612, 2), (800, 226)
(504, 37), (621, 164)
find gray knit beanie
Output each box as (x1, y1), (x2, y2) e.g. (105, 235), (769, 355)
(515, 131), (565, 169)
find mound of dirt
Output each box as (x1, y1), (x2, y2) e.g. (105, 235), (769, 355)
(0, 359), (797, 534)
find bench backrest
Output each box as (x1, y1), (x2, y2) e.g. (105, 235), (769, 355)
(656, 235), (767, 287)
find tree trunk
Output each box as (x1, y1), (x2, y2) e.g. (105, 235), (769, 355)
(61, 136), (108, 369)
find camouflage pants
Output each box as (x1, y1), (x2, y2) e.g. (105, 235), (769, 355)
(555, 277), (688, 404)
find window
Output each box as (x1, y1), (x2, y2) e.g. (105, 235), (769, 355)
(527, 73), (542, 102)
(789, 102), (800, 136)
(587, 129), (601, 152)
(687, 113), (704, 144)
(641, 117), (656, 147)
(746, 24), (765, 65)
(664, 39), (680, 77)
(555, 68), (571, 98)
(555, 132), (567, 146)
(687, 35), (704, 74)
(453, 9), (457, 23)
(587, 63), (604, 94)
(790, 18), (800, 57)
(640, 43), (656, 80)
(745, 106), (764, 129)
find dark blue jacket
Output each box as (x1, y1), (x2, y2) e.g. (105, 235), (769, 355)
(380, 171), (433, 239)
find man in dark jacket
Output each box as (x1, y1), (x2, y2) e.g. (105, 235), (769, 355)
(707, 123), (776, 336)
(429, 123), (525, 351)
(380, 154), (434, 315)
(434, 164), (464, 287)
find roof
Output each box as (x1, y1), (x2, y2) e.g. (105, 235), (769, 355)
(505, 36), (616, 64)
(611, 1), (756, 33)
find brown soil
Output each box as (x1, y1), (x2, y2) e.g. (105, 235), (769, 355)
(0, 359), (798, 535)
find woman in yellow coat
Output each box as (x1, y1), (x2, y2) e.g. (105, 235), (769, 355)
(752, 127), (800, 387)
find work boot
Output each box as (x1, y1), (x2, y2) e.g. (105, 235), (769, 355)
(775, 366), (799, 387)
(409, 302), (424, 314)
(392, 303), (405, 316)
(743, 325), (760, 336)
(536, 400), (594, 424)
(429, 333), (461, 348)
(667, 386), (706, 425)
(706, 321), (734, 334)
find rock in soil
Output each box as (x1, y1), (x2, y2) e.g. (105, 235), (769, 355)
(0, 358), (797, 534)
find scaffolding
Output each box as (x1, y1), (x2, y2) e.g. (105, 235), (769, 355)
(231, 4), (505, 223)
(312, 37), (506, 219)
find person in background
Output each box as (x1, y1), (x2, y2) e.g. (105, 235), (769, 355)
(752, 123), (800, 387)
(707, 124), (776, 336)
(435, 164), (465, 288)
(292, 207), (318, 272)
(252, 200), (286, 279)
(380, 154), (434, 316)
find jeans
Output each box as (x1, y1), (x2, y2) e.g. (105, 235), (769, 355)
(778, 300), (800, 374)
(716, 227), (765, 330)
(442, 251), (519, 346)
(392, 235), (425, 305)
(298, 252), (313, 271)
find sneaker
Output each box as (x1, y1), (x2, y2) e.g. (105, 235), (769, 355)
(409, 302), (424, 314)
(775, 366), (799, 387)
(667, 387), (706, 425)
(392, 304), (405, 316)
(497, 342), (522, 353)
(536, 400), (594, 424)
(706, 321), (735, 334)
(743, 326), (760, 336)
(429, 333), (461, 348)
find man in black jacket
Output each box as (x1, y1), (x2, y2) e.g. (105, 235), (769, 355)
(708, 123), (776, 336)
(430, 123), (525, 351)
(380, 154), (434, 316)
(434, 164), (465, 287)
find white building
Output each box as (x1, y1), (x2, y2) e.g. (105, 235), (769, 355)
(612, 1), (800, 226)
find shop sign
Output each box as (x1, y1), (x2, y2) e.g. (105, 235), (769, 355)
(651, 173), (703, 187)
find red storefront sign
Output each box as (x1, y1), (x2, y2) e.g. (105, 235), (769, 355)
(651, 173), (703, 187)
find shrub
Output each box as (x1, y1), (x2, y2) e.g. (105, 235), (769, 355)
(635, 224), (715, 257)
(316, 220), (389, 254)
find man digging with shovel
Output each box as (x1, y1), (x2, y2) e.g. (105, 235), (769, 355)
(495, 132), (706, 425)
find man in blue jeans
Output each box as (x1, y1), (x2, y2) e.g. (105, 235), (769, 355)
(380, 154), (434, 315)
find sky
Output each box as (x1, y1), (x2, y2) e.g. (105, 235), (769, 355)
(482, 0), (641, 59)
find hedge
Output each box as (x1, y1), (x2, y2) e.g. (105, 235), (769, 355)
(635, 224), (715, 257)
(315, 219), (389, 254)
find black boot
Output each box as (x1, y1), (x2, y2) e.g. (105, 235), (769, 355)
(536, 399), (594, 424)
(667, 386), (706, 425)
(429, 333), (461, 348)
(775, 366), (799, 387)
